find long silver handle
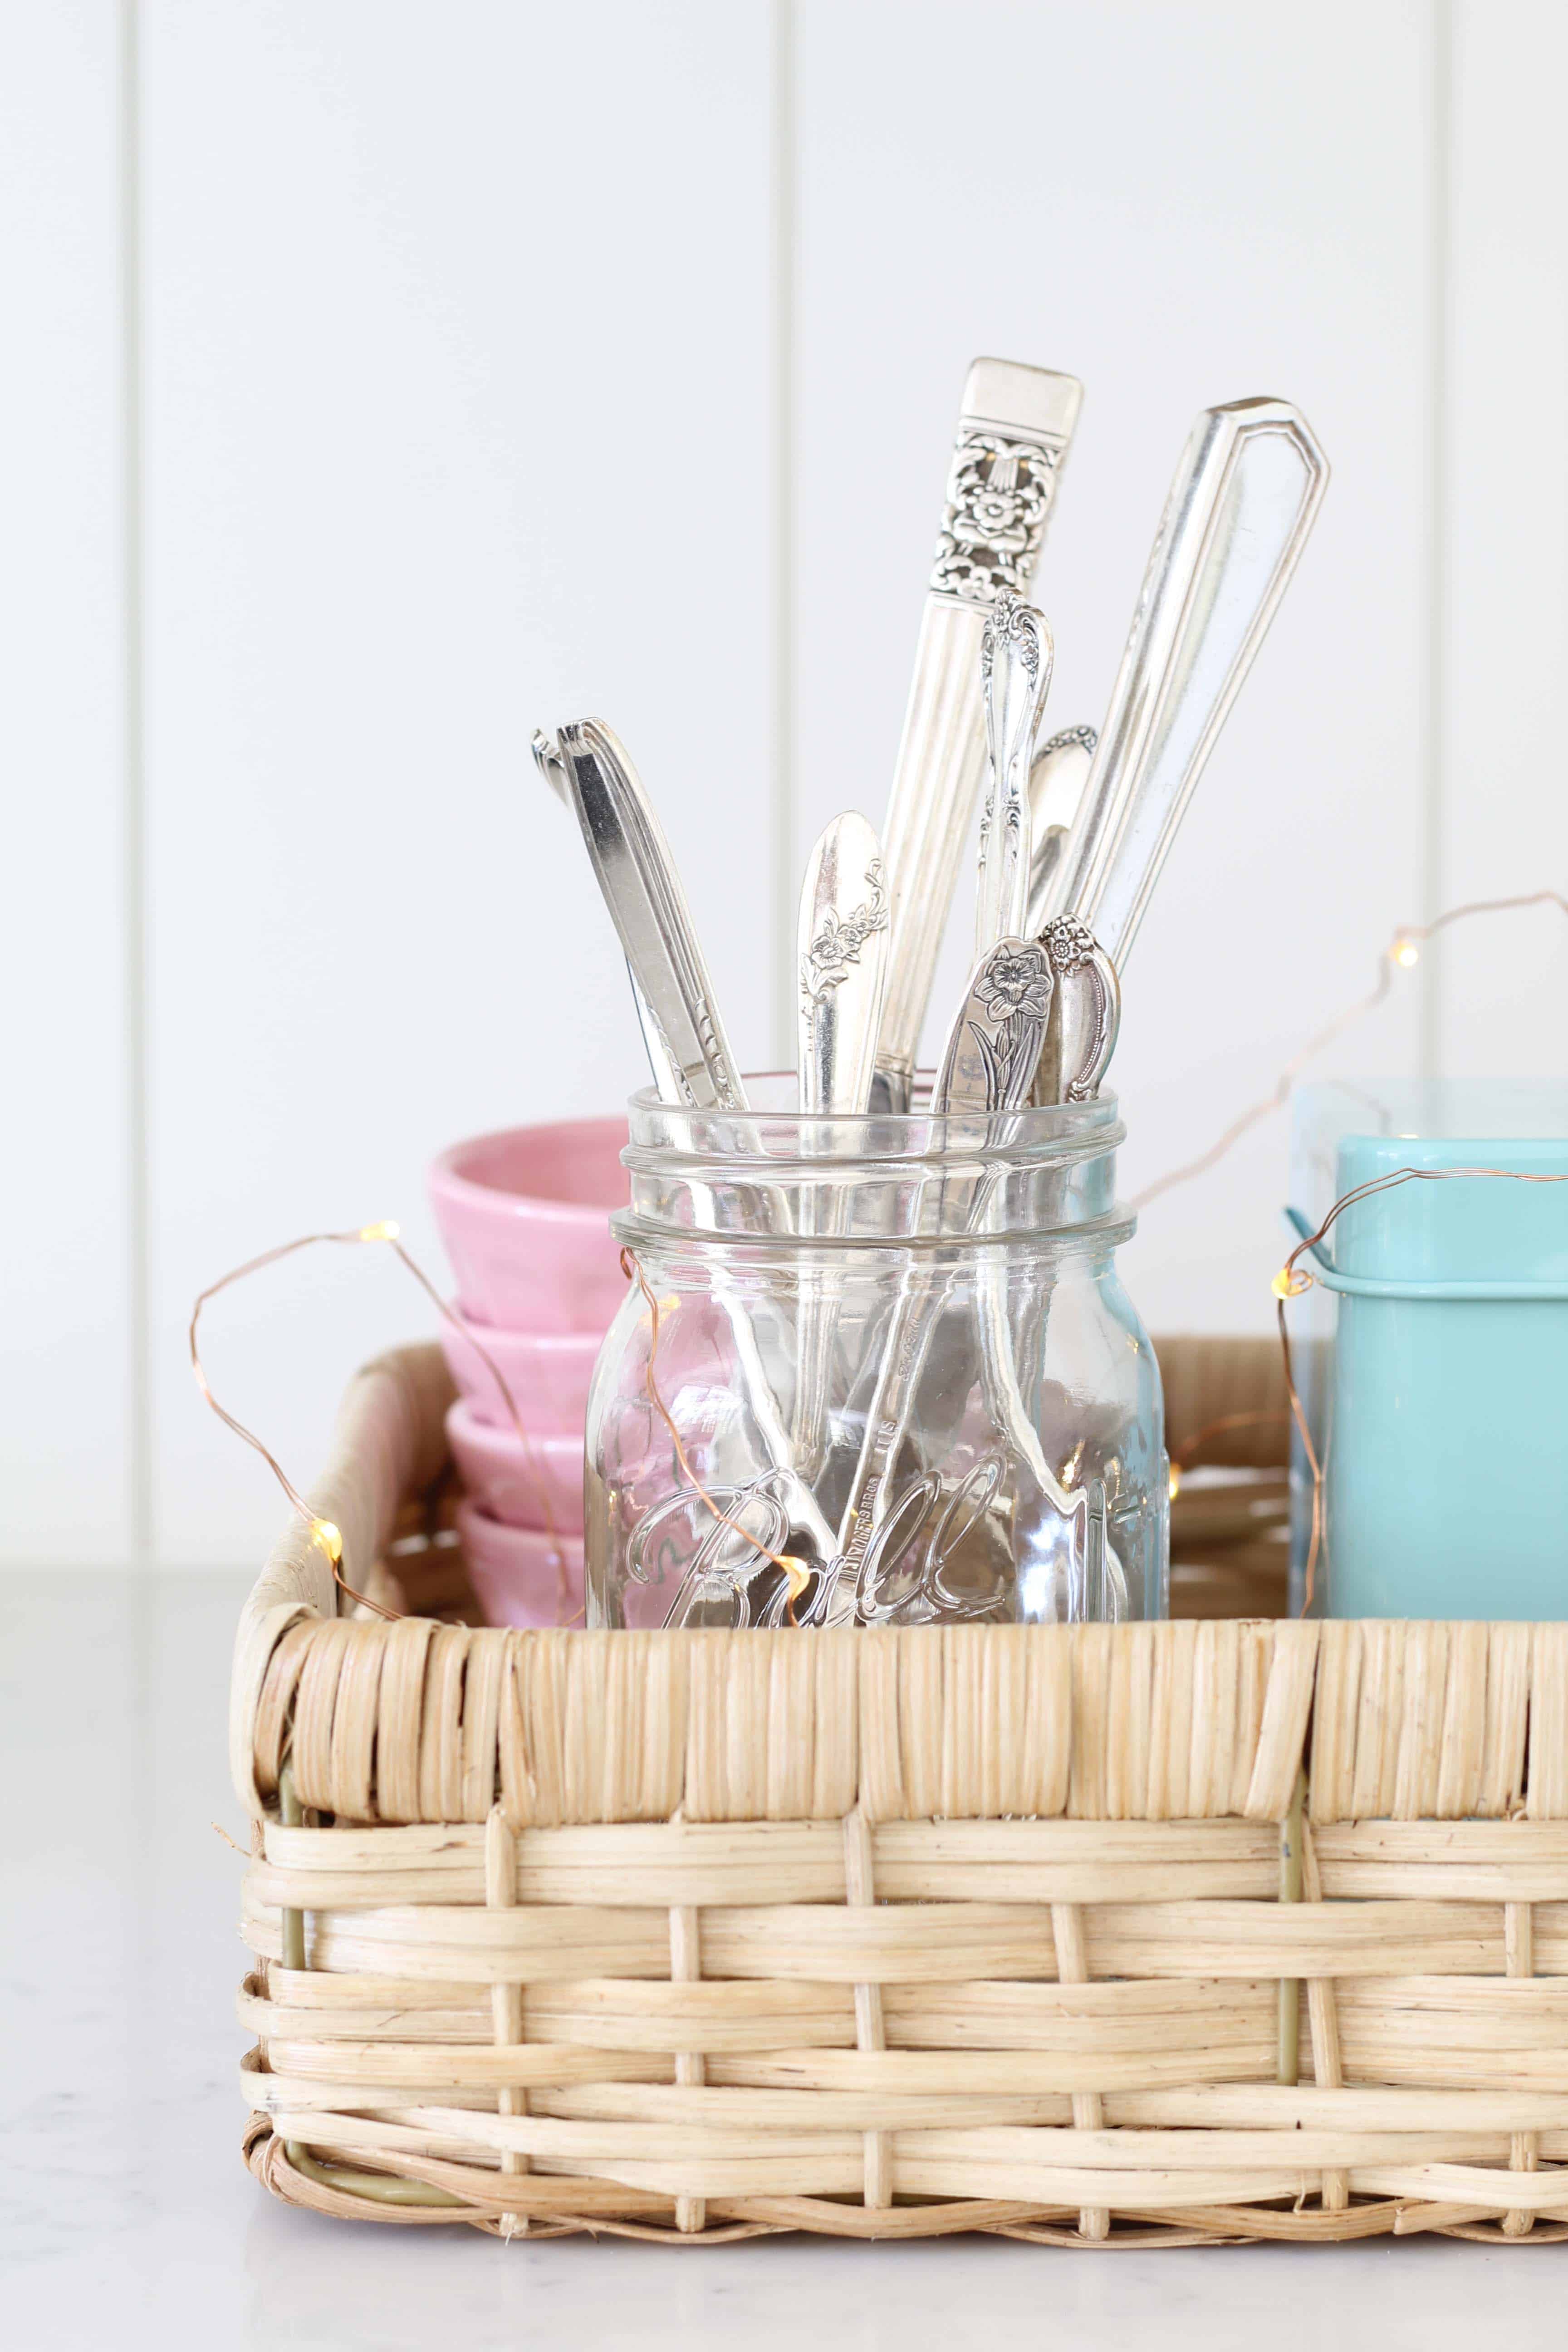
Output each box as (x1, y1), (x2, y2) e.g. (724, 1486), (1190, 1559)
(556, 718), (748, 1112)
(834, 936), (1081, 1607)
(793, 813), (888, 1469)
(797, 813), (888, 1117)
(873, 358), (1082, 1111)
(541, 719), (834, 1563)
(975, 598), (1052, 952)
(1048, 397), (1329, 969)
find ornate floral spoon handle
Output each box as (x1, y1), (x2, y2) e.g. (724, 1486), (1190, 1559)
(1029, 915), (1122, 1107)
(934, 936), (1056, 1115)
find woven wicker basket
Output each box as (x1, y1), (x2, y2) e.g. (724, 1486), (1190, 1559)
(232, 1339), (1568, 2245)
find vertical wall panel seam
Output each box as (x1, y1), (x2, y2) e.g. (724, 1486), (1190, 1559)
(119, 0), (152, 1564)
(1423, 0), (1454, 1078)
(769, 0), (797, 1065)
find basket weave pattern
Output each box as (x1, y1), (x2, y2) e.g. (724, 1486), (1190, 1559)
(233, 1347), (1568, 2245)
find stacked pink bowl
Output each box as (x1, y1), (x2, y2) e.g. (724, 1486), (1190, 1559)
(429, 1117), (629, 1627)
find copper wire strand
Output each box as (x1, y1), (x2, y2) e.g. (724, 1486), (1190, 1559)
(190, 1225), (572, 1625)
(619, 1245), (806, 1620)
(1276, 1162), (1568, 1612)
(383, 1235), (575, 1626)
(1166, 1407), (1291, 1505)
(1132, 890), (1568, 1215)
(1171, 1409), (1291, 1472)
(190, 888), (1568, 1632)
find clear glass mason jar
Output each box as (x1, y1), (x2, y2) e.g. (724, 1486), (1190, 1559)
(585, 1079), (1167, 1630)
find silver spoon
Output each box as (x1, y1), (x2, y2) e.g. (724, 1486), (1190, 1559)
(1029, 914), (1121, 1107)
(1024, 725), (1097, 937)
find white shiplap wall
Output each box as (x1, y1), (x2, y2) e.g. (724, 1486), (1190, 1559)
(1, 0), (1561, 1568)
(0, 3), (133, 1562)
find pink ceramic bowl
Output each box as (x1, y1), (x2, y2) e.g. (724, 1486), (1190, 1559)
(439, 1311), (601, 1436)
(429, 1117), (630, 1332)
(458, 1500), (584, 1628)
(446, 1397), (584, 1534)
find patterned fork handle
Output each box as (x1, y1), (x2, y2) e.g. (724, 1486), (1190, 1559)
(976, 598), (1053, 952)
(794, 816), (888, 1472)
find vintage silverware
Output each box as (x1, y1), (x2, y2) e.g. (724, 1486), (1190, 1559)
(934, 936), (1056, 1116)
(1029, 913), (1121, 1106)
(872, 358), (1082, 1112)
(797, 814), (889, 1118)
(1024, 724), (1097, 936)
(975, 597), (1053, 953)
(829, 933), (1090, 1621)
(1045, 397), (1329, 973)
(545, 719), (835, 1564)
(555, 719), (747, 1113)
(530, 728), (569, 805)
(931, 932), (1103, 1600)
(534, 728), (672, 1077)
(793, 813), (889, 1467)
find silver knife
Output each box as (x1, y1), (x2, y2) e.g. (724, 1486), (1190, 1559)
(555, 719), (748, 1112)
(872, 358), (1083, 1112)
(1046, 397), (1329, 971)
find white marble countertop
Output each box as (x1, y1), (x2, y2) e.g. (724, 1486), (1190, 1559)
(2, 1571), (1558, 2350)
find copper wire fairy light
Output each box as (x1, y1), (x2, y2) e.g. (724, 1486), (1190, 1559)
(1166, 1407), (1291, 1501)
(194, 897), (1566, 1630)
(1131, 890), (1568, 1214)
(619, 1245), (811, 1619)
(1121, 891), (1568, 1592)
(190, 1222), (570, 1622)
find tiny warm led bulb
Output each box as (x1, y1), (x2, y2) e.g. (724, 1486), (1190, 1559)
(358, 1220), (401, 1243)
(312, 1518), (343, 1562)
(1393, 937), (1421, 969)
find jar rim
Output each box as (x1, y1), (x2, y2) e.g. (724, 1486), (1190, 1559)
(611, 1207), (1137, 1259)
(625, 1074), (1123, 1166)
